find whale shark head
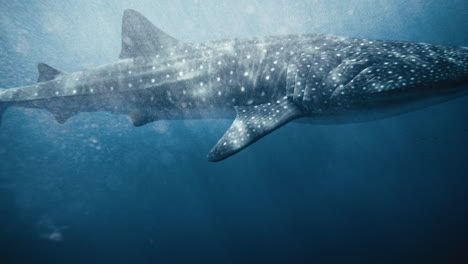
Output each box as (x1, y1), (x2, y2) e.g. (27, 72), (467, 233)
(316, 42), (468, 116)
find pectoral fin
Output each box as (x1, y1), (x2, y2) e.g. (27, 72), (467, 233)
(207, 99), (304, 162)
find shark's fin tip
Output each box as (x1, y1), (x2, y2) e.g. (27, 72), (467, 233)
(53, 112), (72, 124)
(128, 110), (158, 127)
(37, 63), (62, 83)
(207, 152), (224, 162)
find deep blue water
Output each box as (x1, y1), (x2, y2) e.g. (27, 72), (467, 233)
(1, 1), (467, 263)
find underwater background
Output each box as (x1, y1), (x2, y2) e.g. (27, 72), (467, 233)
(0, 0), (467, 263)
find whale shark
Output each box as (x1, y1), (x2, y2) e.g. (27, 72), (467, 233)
(0, 9), (467, 161)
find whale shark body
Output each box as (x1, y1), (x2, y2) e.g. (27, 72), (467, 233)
(0, 10), (467, 161)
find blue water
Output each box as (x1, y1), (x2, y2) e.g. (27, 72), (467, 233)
(1, 1), (467, 263)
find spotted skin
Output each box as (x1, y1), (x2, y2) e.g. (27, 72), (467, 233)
(0, 9), (467, 161)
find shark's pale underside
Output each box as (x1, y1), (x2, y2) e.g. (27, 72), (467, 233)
(0, 10), (467, 161)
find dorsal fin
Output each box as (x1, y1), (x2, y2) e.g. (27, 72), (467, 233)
(120, 9), (190, 59)
(37, 63), (62, 83)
